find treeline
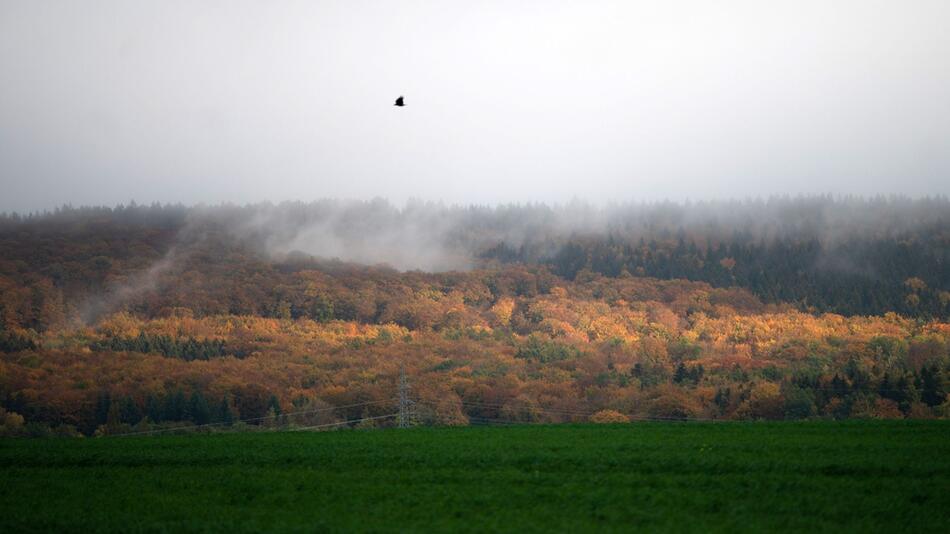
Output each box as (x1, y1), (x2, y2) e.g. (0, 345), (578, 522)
(89, 333), (237, 361)
(2, 277), (948, 435)
(2, 385), (282, 436)
(708, 363), (950, 420)
(3, 347), (947, 435)
(92, 390), (234, 430)
(525, 235), (947, 317)
(0, 197), (947, 329)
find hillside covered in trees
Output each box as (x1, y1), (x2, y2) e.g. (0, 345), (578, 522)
(0, 197), (948, 435)
(2, 196), (947, 327)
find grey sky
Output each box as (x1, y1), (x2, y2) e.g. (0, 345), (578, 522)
(1, 1), (949, 213)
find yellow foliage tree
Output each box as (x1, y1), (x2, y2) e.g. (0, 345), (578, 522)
(589, 410), (630, 423)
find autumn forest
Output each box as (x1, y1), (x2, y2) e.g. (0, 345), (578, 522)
(1, 197), (949, 436)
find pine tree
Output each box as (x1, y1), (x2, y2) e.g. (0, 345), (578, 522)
(119, 397), (142, 425)
(188, 392), (212, 425)
(217, 398), (234, 425)
(95, 391), (112, 426)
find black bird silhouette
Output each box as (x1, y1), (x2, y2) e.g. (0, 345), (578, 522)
(394, 96), (404, 107)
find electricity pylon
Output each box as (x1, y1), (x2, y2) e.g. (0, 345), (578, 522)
(397, 366), (413, 428)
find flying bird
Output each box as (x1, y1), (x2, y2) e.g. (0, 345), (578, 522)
(394, 96), (404, 107)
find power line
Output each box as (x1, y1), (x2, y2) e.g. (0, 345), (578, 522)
(457, 400), (722, 423)
(111, 373), (914, 437)
(466, 416), (522, 426)
(294, 413), (399, 432)
(112, 398), (398, 437)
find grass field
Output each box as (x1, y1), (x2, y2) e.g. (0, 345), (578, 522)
(1, 421), (949, 532)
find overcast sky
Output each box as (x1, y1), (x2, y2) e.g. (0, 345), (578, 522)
(1, 1), (949, 212)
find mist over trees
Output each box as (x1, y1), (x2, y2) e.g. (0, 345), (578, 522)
(1, 195), (947, 327)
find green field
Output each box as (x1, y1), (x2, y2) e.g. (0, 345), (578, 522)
(2, 421), (949, 532)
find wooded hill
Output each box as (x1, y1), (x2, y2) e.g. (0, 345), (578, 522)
(1, 196), (947, 331)
(0, 198), (948, 435)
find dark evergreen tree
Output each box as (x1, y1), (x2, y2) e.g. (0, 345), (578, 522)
(163, 390), (186, 421)
(673, 362), (689, 384)
(145, 394), (163, 422)
(95, 391), (112, 426)
(217, 398), (234, 425)
(119, 397), (142, 425)
(919, 366), (947, 407)
(187, 392), (212, 425)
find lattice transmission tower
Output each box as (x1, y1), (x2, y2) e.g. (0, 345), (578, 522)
(397, 366), (414, 428)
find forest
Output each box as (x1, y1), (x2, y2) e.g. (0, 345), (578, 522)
(0, 197), (948, 435)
